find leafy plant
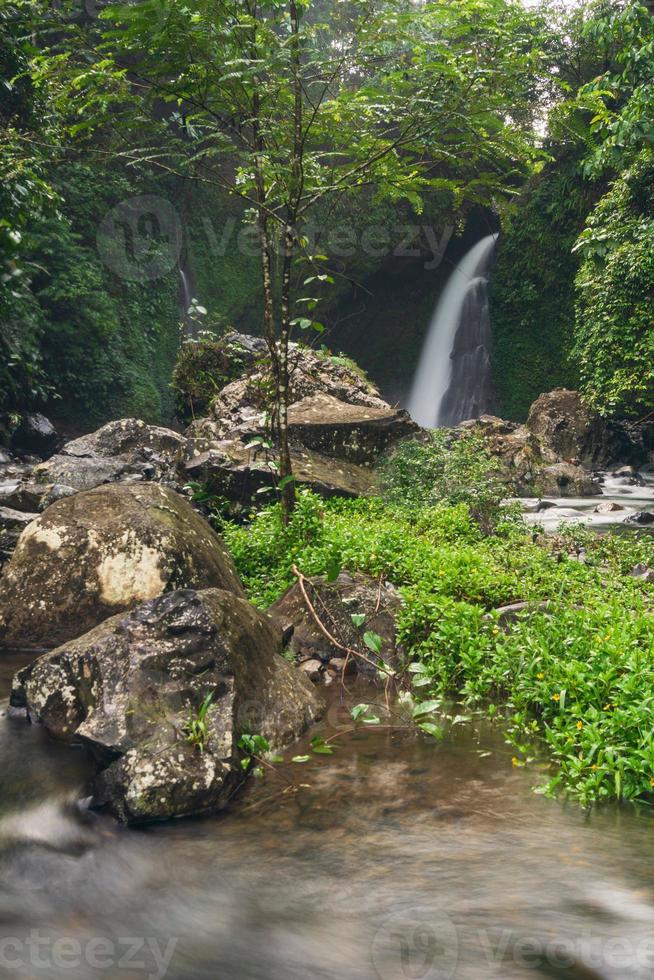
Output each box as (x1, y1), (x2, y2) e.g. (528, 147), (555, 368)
(184, 692), (215, 753)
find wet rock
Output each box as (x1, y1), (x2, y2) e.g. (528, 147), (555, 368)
(611, 465), (645, 486)
(629, 563), (654, 582)
(299, 659), (324, 682)
(11, 413), (58, 457)
(531, 463), (601, 498)
(532, 500), (558, 513)
(10, 588), (320, 823)
(183, 440), (376, 502)
(594, 501), (625, 514)
(34, 418), (186, 494)
(268, 571), (401, 677)
(327, 657), (357, 676)
(623, 511), (654, 526)
(0, 483), (244, 651)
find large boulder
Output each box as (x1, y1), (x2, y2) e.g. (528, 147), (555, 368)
(0, 483), (243, 651)
(526, 390), (638, 469)
(285, 394), (418, 464)
(10, 588), (321, 823)
(205, 337), (388, 441)
(268, 571), (402, 679)
(33, 418), (186, 493)
(183, 438), (376, 501)
(529, 462), (601, 498)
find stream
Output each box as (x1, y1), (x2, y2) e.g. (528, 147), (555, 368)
(2, 662), (654, 980)
(521, 470), (654, 533)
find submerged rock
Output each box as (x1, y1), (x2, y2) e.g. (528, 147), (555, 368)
(268, 571), (402, 678)
(11, 589), (320, 823)
(629, 563), (654, 582)
(594, 501), (625, 514)
(0, 483), (243, 651)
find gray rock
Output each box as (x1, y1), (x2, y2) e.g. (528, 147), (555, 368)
(285, 393), (418, 465)
(0, 483), (244, 651)
(38, 484), (78, 511)
(612, 466), (645, 486)
(629, 563), (654, 582)
(34, 419), (186, 494)
(10, 588), (320, 823)
(624, 511), (654, 526)
(11, 413), (58, 457)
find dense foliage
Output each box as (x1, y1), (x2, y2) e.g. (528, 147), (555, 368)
(222, 489), (654, 805)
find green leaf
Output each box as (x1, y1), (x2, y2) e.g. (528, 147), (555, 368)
(351, 613), (366, 628)
(363, 631), (383, 655)
(292, 755), (311, 763)
(418, 722), (444, 740)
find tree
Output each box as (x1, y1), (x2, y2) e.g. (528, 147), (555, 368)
(31, 0), (543, 516)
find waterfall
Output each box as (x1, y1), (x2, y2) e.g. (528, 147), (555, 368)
(407, 233), (497, 428)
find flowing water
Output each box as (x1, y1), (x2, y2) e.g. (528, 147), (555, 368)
(407, 235), (497, 428)
(520, 470), (654, 533)
(3, 666), (654, 980)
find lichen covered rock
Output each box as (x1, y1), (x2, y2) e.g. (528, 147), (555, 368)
(10, 588), (320, 822)
(0, 483), (243, 651)
(34, 418), (186, 493)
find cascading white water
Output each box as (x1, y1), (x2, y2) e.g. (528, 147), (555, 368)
(407, 234), (497, 428)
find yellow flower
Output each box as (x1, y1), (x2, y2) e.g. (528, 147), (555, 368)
(552, 693), (560, 702)
(576, 721), (583, 731)
(492, 627), (500, 636)
(591, 765), (598, 771)
(650, 778), (654, 788)
(512, 757), (520, 767)
(537, 672), (545, 680)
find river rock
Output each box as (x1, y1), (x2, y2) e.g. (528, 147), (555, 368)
(623, 511), (654, 526)
(10, 413), (58, 457)
(0, 507), (37, 566)
(526, 389), (636, 469)
(268, 571), (401, 677)
(33, 418), (186, 493)
(10, 588), (320, 823)
(594, 501), (625, 514)
(0, 483), (244, 651)
(611, 465), (645, 486)
(530, 463), (601, 498)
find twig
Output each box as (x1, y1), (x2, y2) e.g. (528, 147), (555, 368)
(291, 565), (393, 679)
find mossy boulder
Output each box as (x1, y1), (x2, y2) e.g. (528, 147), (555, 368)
(11, 588), (320, 822)
(0, 483), (243, 651)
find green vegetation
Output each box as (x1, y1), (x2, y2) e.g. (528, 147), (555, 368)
(377, 430), (504, 529)
(184, 692), (215, 753)
(223, 489), (654, 805)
